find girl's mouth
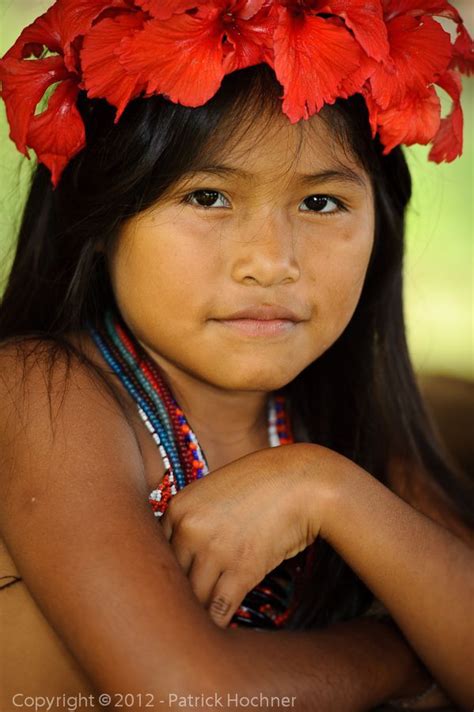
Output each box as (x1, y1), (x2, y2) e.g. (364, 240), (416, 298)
(215, 318), (298, 337)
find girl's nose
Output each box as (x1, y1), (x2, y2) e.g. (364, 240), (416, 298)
(230, 215), (301, 288)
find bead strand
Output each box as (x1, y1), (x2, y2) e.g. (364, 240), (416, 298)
(109, 312), (205, 484)
(105, 314), (177, 444)
(103, 313), (191, 485)
(89, 323), (187, 488)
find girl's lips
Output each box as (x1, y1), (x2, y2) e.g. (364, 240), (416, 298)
(215, 318), (298, 337)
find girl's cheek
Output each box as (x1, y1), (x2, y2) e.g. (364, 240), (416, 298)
(313, 248), (373, 339)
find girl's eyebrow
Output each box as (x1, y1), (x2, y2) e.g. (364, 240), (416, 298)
(185, 163), (367, 188)
(297, 168), (367, 188)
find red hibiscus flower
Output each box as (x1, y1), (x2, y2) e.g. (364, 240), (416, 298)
(0, 0), (132, 186)
(111, 1), (275, 108)
(369, 15), (452, 111)
(381, 0), (473, 73)
(271, 0), (389, 123)
(1, 0), (472, 185)
(365, 0), (473, 162)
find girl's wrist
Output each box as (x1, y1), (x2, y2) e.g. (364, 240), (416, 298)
(296, 443), (357, 543)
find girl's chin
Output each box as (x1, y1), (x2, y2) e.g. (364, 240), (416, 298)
(204, 367), (301, 393)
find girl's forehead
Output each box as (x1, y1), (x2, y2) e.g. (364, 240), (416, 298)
(197, 112), (368, 189)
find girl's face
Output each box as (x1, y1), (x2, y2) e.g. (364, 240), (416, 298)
(108, 111), (375, 393)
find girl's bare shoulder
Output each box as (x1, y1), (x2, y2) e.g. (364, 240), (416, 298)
(0, 334), (146, 501)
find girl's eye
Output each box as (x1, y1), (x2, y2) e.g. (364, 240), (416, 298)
(182, 190), (346, 215)
(184, 190), (230, 209)
(299, 195), (346, 215)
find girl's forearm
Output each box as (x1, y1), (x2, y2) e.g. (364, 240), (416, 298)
(317, 462), (474, 708)
(217, 616), (430, 712)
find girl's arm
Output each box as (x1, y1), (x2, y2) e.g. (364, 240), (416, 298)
(318, 457), (474, 709)
(0, 344), (430, 712)
(160, 444), (474, 709)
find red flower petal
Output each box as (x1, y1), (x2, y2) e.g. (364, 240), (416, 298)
(231, 0), (270, 21)
(338, 54), (378, 100)
(0, 55), (71, 154)
(27, 79), (85, 186)
(118, 12), (226, 106)
(133, 0), (205, 20)
(450, 23), (474, 77)
(382, 0), (461, 21)
(3, 0), (130, 73)
(382, 1), (473, 77)
(81, 12), (147, 120)
(429, 70), (463, 162)
(273, 9), (365, 122)
(369, 15), (452, 110)
(316, 0), (390, 61)
(372, 85), (441, 154)
(362, 90), (380, 139)
(223, 0), (276, 73)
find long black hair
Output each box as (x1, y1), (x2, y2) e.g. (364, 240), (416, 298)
(1, 63), (471, 628)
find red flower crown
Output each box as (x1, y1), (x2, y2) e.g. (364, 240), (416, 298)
(1, 0), (472, 187)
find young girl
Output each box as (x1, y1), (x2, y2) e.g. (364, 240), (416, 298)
(0, 1), (473, 710)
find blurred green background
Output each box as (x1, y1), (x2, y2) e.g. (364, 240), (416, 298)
(1, 1), (472, 380)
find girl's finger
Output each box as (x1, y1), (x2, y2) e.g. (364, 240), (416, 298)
(188, 555), (222, 607)
(207, 571), (250, 629)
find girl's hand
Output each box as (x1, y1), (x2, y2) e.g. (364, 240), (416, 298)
(160, 442), (346, 627)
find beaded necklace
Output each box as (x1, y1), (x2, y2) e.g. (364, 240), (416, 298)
(88, 308), (306, 629)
